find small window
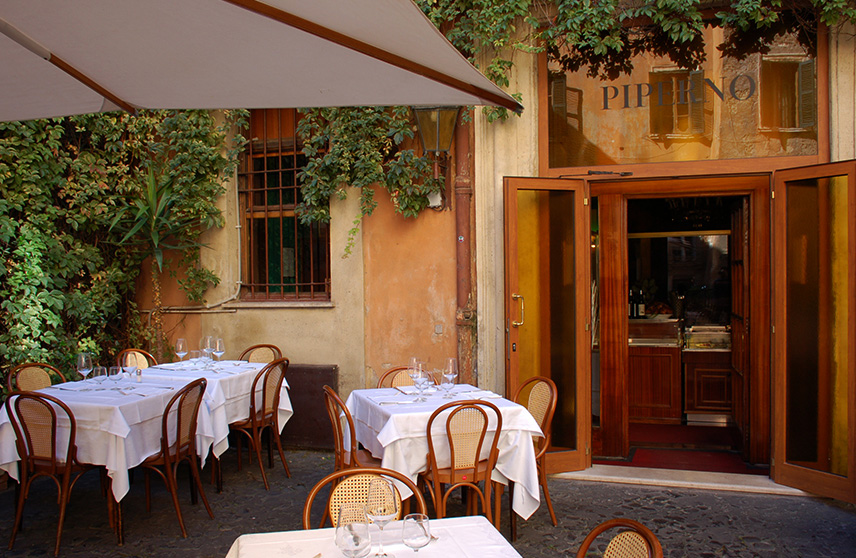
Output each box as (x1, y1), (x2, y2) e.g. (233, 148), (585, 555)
(649, 69), (707, 137)
(760, 58), (816, 130)
(237, 109), (331, 301)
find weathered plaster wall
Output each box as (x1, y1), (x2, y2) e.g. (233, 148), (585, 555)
(362, 188), (458, 385)
(830, 23), (856, 161)
(474, 43), (540, 394)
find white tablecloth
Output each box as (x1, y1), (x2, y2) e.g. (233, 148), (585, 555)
(0, 375), (206, 501)
(345, 385), (543, 519)
(146, 359), (293, 457)
(225, 515), (522, 558)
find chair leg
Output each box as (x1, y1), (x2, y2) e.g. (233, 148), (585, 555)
(9, 477), (28, 550)
(188, 455), (215, 520)
(539, 462), (558, 526)
(164, 464), (188, 538)
(252, 427), (270, 490)
(267, 427), (274, 468)
(509, 481), (518, 541)
(271, 424), (291, 478)
(54, 474), (73, 556)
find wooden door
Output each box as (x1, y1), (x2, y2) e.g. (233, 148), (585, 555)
(772, 161), (856, 503)
(504, 177), (590, 472)
(731, 198), (751, 455)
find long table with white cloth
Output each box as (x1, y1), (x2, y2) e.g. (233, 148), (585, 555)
(0, 359), (292, 502)
(225, 515), (523, 558)
(345, 384), (543, 519)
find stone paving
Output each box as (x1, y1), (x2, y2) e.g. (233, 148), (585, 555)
(2, 448), (855, 557)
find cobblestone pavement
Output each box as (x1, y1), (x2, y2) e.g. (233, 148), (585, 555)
(2, 448), (855, 557)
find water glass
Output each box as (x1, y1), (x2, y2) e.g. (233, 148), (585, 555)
(108, 365), (123, 384)
(200, 335), (214, 363)
(366, 478), (398, 558)
(213, 338), (225, 362)
(190, 350), (201, 362)
(91, 366), (107, 385)
(334, 503), (371, 558)
(122, 352), (139, 382)
(401, 514), (431, 552)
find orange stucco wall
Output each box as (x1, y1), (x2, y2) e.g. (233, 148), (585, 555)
(362, 186), (458, 384)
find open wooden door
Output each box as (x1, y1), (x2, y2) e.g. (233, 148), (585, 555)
(772, 161), (856, 503)
(504, 177), (591, 473)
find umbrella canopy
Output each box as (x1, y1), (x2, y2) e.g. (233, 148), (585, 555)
(0, 0), (522, 122)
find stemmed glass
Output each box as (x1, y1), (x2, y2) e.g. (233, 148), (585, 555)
(335, 503), (371, 558)
(441, 358), (458, 399)
(91, 365), (107, 386)
(108, 365), (123, 386)
(175, 338), (188, 365)
(200, 335), (215, 366)
(76, 353), (93, 381)
(122, 352), (139, 382)
(401, 513), (431, 552)
(213, 338), (225, 362)
(407, 359), (428, 402)
(365, 477), (398, 558)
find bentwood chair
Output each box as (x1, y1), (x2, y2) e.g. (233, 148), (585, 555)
(302, 467), (427, 529)
(140, 378), (213, 538)
(115, 348), (157, 370)
(323, 385), (381, 472)
(5, 391), (99, 556)
(239, 344), (283, 364)
(422, 399), (502, 526)
(7, 362), (66, 392)
(575, 518), (664, 558)
(510, 376), (558, 540)
(376, 366), (414, 388)
(228, 358), (291, 489)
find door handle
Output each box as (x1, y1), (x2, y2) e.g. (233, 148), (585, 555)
(511, 293), (524, 327)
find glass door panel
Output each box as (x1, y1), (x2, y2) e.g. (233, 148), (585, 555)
(774, 162), (856, 503)
(505, 177), (590, 472)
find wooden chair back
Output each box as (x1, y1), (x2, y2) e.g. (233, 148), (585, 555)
(7, 362), (65, 392)
(513, 376), (557, 456)
(239, 344), (283, 364)
(161, 378), (207, 460)
(575, 518), (664, 558)
(302, 467), (427, 529)
(376, 366), (414, 388)
(116, 348), (157, 370)
(249, 358), (289, 422)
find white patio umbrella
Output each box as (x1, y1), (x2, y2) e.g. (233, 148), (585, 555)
(0, 0), (522, 123)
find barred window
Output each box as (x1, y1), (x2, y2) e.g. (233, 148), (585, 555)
(238, 109), (331, 301)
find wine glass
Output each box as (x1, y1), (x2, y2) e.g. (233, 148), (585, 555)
(175, 338), (188, 364)
(122, 352), (139, 381)
(407, 360), (427, 402)
(442, 358), (458, 399)
(365, 477), (398, 558)
(200, 335), (214, 365)
(91, 365), (107, 385)
(108, 365), (123, 386)
(76, 353), (93, 380)
(335, 503), (371, 558)
(401, 513), (431, 552)
(213, 338), (225, 362)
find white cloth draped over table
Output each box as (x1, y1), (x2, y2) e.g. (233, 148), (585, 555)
(225, 515), (523, 558)
(345, 384), (543, 520)
(0, 359), (293, 502)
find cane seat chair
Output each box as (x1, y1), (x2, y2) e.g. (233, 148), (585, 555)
(302, 466), (427, 529)
(140, 378), (213, 538)
(7, 362), (66, 392)
(575, 518), (664, 558)
(510, 376), (558, 540)
(376, 366), (415, 388)
(5, 391), (98, 556)
(239, 343), (283, 364)
(422, 399), (502, 526)
(116, 348), (157, 370)
(228, 358), (291, 489)
(322, 385), (381, 472)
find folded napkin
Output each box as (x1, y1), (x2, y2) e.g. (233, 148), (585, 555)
(53, 382), (93, 391)
(460, 390), (503, 400)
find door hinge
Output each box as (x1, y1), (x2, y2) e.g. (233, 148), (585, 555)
(585, 322), (590, 331)
(584, 197), (589, 206)
(586, 443), (591, 455)
(772, 325), (775, 334)
(771, 190), (776, 199)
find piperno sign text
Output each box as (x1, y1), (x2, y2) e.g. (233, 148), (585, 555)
(602, 75), (756, 110)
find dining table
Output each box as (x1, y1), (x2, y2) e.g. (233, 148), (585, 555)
(344, 384), (543, 520)
(224, 515), (523, 558)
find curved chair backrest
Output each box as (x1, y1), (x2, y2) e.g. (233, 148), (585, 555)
(116, 348), (157, 370)
(239, 344), (283, 364)
(249, 358), (289, 422)
(513, 376), (557, 454)
(6, 391), (77, 474)
(7, 362), (65, 392)
(160, 378), (207, 461)
(427, 399), (502, 477)
(323, 385), (357, 471)
(302, 467), (427, 529)
(376, 366), (414, 388)
(575, 518), (664, 558)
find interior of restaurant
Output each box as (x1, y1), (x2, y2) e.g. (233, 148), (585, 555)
(591, 195), (764, 473)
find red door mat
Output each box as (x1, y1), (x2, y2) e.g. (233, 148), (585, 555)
(593, 448), (769, 475)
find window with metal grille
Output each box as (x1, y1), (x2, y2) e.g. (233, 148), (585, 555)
(238, 109), (331, 301)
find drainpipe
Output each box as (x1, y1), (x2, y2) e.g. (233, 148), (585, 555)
(454, 114), (477, 386)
